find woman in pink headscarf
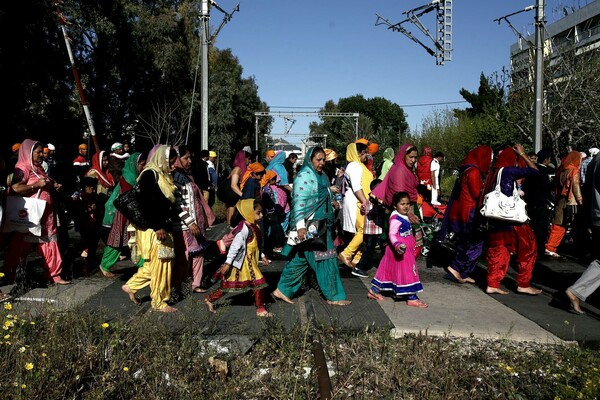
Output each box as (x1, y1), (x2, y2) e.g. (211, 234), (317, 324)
(371, 144), (420, 217)
(5, 139), (70, 285)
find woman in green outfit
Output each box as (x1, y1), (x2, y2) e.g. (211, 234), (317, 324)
(272, 147), (351, 306)
(99, 152), (146, 276)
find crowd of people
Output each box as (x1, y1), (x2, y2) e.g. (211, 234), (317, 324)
(1, 137), (599, 317)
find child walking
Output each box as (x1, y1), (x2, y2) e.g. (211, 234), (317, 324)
(205, 199), (273, 317)
(368, 191), (428, 308)
(72, 176), (102, 276)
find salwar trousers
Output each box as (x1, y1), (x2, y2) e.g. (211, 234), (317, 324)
(487, 224), (537, 289)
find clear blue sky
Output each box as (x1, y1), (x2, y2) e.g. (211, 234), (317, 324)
(213, 0), (578, 144)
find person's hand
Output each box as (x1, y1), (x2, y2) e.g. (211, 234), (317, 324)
(188, 223), (201, 237)
(297, 228), (307, 241)
(156, 229), (167, 241)
(218, 263), (231, 275)
(360, 200), (370, 215)
(333, 200), (341, 210)
(513, 144), (525, 155)
(330, 186), (340, 194)
(395, 244), (406, 255)
(408, 210), (420, 225)
(261, 255), (271, 266)
(53, 182), (63, 192)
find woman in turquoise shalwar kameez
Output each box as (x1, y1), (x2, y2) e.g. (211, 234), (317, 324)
(272, 147), (351, 306)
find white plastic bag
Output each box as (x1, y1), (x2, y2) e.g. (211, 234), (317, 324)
(3, 191), (47, 236)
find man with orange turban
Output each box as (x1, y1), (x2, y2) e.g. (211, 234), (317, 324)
(262, 149), (276, 169)
(240, 162), (266, 200)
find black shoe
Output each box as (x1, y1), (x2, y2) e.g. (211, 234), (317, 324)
(351, 268), (369, 278)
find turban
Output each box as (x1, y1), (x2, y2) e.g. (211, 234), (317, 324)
(111, 142), (124, 151)
(355, 138), (369, 145)
(368, 143), (379, 154)
(47, 143), (56, 151)
(265, 149), (276, 158)
(79, 143), (88, 150)
(324, 148), (338, 162)
(11, 143), (21, 152)
(209, 150), (217, 157)
(589, 147), (600, 157)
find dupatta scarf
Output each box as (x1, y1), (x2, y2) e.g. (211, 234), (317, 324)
(141, 145), (177, 203)
(86, 151), (115, 189)
(346, 142), (373, 197)
(289, 147), (332, 228)
(103, 152), (142, 226)
(266, 151), (289, 185)
(371, 143), (419, 206)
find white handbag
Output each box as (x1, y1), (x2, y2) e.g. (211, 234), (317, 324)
(3, 190), (47, 236)
(480, 168), (529, 224)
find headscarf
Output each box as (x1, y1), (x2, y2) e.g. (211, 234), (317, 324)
(103, 152), (142, 226)
(232, 150), (249, 176)
(261, 170), (277, 188)
(378, 147), (395, 179)
(290, 147), (332, 227)
(173, 146), (191, 177)
(346, 142), (373, 197)
(15, 139), (47, 180)
(355, 138), (369, 145)
(240, 162), (265, 189)
(266, 151), (289, 185)
(236, 198), (257, 224)
(265, 149), (276, 158)
(557, 150), (582, 197)
(371, 143), (419, 205)
(461, 145), (493, 175)
(86, 151), (115, 188)
(140, 145), (177, 203)
(368, 143), (379, 155)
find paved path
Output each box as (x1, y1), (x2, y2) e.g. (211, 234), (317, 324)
(3, 223), (585, 346)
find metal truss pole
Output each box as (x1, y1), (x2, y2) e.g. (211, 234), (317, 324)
(534, 0), (545, 152)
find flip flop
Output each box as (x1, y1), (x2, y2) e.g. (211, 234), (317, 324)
(407, 299), (429, 308)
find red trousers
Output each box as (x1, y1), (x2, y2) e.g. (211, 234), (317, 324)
(486, 224), (537, 289)
(545, 224), (566, 253)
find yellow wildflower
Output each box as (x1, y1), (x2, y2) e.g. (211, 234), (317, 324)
(3, 334), (9, 339)
(18, 347), (26, 353)
(505, 365), (514, 373)
(101, 322), (109, 329)
(123, 367), (129, 372)
(4, 303), (12, 310)
(42, 353), (47, 357)
(21, 384), (26, 389)
(24, 363), (34, 371)
(30, 321), (35, 325)
(0, 272), (4, 277)
(4, 320), (14, 328)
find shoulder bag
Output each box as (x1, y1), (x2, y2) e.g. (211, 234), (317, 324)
(113, 185), (151, 230)
(480, 167), (529, 224)
(3, 190), (47, 236)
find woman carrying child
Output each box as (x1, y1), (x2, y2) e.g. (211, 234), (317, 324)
(205, 199), (272, 317)
(368, 191), (428, 308)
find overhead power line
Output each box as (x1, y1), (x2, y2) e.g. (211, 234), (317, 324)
(270, 100), (468, 110)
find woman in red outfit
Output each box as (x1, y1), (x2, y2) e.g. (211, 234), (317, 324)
(485, 144), (541, 295)
(444, 145), (493, 284)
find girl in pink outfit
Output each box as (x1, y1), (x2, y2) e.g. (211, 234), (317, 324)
(368, 191), (427, 308)
(5, 139), (70, 285)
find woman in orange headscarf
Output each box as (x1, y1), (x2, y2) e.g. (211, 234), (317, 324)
(544, 151), (583, 257)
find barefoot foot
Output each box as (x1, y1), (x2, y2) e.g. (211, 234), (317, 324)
(271, 288), (294, 304)
(517, 286), (543, 296)
(327, 300), (352, 306)
(486, 286), (509, 295)
(99, 267), (115, 278)
(54, 279), (71, 285)
(447, 267), (474, 284)
(193, 287), (207, 293)
(205, 298), (217, 314)
(121, 284), (140, 305)
(566, 289), (584, 314)
(406, 299), (428, 308)
(367, 290), (387, 302)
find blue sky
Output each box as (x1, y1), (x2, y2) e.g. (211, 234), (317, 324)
(213, 0), (579, 144)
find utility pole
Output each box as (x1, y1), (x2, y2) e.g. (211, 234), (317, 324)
(200, 0), (210, 151)
(534, 0), (545, 152)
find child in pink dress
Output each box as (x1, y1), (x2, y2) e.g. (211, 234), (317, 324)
(368, 191), (428, 308)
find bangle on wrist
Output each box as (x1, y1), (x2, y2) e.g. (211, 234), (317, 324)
(30, 185), (34, 191)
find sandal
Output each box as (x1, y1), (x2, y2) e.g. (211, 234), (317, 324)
(406, 299), (429, 308)
(193, 287), (207, 293)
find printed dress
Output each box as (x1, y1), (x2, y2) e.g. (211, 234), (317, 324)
(371, 211), (423, 296)
(221, 222), (268, 292)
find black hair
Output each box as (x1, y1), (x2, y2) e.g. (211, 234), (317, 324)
(370, 178), (382, 190)
(405, 146), (418, 154)
(177, 145), (191, 158)
(527, 151), (537, 157)
(311, 147), (325, 159)
(356, 142), (368, 153)
(434, 151), (445, 158)
(82, 176), (98, 189)
(199, 149), (209, 158)
(392, 191), (410, 207)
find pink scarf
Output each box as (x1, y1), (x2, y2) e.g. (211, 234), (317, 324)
(371, 143), (419, 205)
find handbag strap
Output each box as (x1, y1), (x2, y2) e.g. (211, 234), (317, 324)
(494, 168), (503, 192)
(35, 189), (42, 199)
